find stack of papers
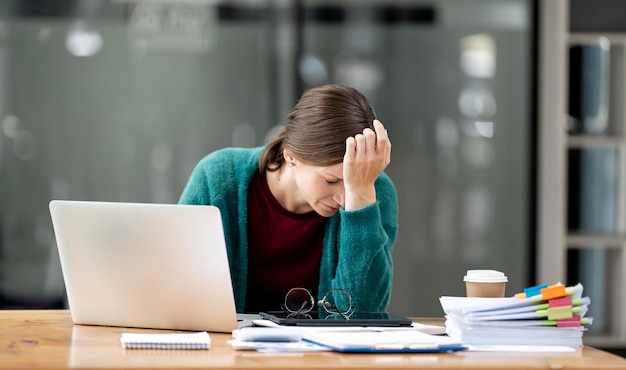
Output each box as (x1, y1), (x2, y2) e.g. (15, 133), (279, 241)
(440, 283), (593, 348)
(229, 324), (465, 353)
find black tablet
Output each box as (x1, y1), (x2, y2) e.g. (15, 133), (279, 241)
(259, 311), (413, 327)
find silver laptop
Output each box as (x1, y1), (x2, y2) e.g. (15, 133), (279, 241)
(49, 200), (238, 333)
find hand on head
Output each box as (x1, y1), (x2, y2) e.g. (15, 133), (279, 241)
(342, 119), (391, 211)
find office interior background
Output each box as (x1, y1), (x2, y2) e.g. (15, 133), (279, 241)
(0, 0), (624, 356)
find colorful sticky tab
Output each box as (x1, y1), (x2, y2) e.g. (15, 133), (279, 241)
(514, 284), (548, 299)
(515, 282), (584, 303)
(544, 316), (591, 327)
(541, 285), (567, 301)
(547, 306), (573, 320)
(524, 284), (548, 298)
(515, 283), (572, 301)
(536, 305), (586, 320)
(549, 296), (573, 307)
(556, 316), (581, 328)
(514, 292), (526, 300)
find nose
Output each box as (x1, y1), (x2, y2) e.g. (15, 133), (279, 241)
(333, 190), (345, 208)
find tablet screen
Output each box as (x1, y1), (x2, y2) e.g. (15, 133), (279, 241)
(259, 311), (413, 327)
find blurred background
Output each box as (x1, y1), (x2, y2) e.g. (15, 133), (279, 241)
(0, 0), (534, 317)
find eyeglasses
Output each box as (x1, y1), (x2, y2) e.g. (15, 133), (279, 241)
(281, 287), (354, 320)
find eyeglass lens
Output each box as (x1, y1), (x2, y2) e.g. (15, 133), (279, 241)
(284, 288), (315, 314)
(319, 288), (353, 316)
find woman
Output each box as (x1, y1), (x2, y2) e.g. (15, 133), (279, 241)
(179, 84), (398, 314)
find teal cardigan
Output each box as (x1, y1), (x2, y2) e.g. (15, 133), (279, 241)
(178, 147), (398, 313)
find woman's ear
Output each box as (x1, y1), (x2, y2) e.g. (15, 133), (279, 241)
(282, 149), (296, 166)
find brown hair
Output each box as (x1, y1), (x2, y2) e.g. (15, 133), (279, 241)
(259, 84), (377, 172)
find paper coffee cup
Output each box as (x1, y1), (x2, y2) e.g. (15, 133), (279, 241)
(464, 270), (508, 298)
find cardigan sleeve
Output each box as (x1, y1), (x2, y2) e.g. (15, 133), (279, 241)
(328, 172), (398, 312)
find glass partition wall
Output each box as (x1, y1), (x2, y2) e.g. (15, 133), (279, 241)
(0, 0), (535, 316)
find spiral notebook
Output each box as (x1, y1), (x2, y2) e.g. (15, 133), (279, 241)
(121, 332), (211, 350)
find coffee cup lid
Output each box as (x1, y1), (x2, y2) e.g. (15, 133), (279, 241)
(464, 269), (508, 283)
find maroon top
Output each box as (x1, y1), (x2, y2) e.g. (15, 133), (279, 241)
(245, 171), (327, 313)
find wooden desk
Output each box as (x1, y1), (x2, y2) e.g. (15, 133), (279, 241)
(1, 310), (625, 370)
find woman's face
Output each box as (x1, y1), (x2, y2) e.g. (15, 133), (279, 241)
(292, 161), (345, 217)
